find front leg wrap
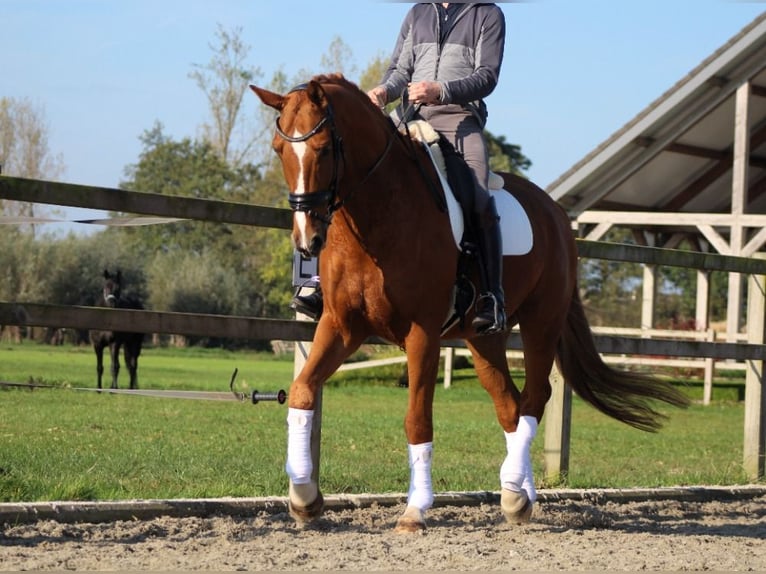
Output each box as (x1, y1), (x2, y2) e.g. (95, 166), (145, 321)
(395, 442), (435, 533)
(407, 442), (434, 510)
(286, 408), (318, 506)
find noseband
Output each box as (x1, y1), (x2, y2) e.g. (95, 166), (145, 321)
(274, 82), (395, 224)
(103, 288), (119, 306)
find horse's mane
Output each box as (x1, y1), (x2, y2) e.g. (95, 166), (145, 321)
(311, 73), (388, 116)
(311, 72), (352, 87)
(311, 73), (417, 147)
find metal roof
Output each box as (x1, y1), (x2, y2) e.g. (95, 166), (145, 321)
(547, 12), (766, 222)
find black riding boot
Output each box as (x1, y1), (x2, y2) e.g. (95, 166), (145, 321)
(472, 197), (507, 335)
(291, 287), (324, 321)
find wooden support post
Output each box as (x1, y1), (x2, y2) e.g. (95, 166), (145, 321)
(727, 81), (750, 342)
(703, 329), (715, 406)
(641, 264), (657, 335)
(543, 362), (571, 485)
(442, 347), (454, 389)
(697, 267), (714, 405)
(696, 269), (711, 332)
(292, 314), (311, 379)
(744, 253), (766, 480)
(635, 230), (657, 337)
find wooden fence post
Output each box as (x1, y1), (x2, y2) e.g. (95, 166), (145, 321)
(744, 253), (766, 480)
(543, 362), (571, 484)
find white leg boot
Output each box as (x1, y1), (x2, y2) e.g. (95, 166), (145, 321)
(285, 408), (323, 522)
(395, 442), (433, 533)
(499, 416), (538, 523)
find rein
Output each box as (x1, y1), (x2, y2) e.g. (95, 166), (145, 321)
(274, 82), (396, 224)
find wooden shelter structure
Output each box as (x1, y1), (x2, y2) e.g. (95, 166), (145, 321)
(547, 12), (766, 341)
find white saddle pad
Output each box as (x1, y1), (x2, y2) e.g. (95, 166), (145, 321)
(491, 186), (534, 256)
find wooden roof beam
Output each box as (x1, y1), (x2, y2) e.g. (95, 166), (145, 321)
(664, 142), (728, 160)
(663, 161), (732, 211)
(660, 122), (766, 211)
(747, 170), (766, 203)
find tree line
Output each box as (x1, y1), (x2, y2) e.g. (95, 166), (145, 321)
(1, 26), (722, 348)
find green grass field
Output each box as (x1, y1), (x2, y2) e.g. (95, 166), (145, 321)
(0, 342), (757, 502)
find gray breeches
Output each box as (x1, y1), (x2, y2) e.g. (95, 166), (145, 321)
(420, 106), (491, 213)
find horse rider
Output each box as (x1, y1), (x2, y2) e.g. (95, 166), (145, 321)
(292, 2), (507, 336)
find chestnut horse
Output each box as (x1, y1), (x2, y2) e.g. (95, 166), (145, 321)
(251, 74), (688, 532)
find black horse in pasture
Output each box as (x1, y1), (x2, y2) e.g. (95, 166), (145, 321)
(90, 269), (145, 389)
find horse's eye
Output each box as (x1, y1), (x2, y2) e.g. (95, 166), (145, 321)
(317, 145), (331, 158)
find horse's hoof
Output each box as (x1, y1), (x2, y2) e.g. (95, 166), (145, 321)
(394, 505), (427, 533)
(288, 490), (324, 524)
(501, 488), (534, 524)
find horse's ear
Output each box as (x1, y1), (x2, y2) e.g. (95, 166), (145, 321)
(306, 80), (326, 107)
(116, 270), (122, 283)
(250, 85), (285, 111)
(103, 269), (110, 279)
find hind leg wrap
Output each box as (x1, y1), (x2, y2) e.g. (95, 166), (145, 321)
(500, 415), (538, 502)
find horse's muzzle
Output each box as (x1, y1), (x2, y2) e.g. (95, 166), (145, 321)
(302, 235), (325, 258)
(293, 210), (329, 257)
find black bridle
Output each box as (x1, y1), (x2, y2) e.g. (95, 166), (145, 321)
(274, 82), (395, 223)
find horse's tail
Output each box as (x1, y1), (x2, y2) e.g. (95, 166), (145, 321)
(556, 288), (690, 432)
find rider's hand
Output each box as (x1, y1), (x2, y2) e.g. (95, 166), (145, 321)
(407, 81), (442, 105)
(367, 86), (387, 108)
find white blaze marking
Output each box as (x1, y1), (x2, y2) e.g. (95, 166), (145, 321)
(290, 133), (310, 250)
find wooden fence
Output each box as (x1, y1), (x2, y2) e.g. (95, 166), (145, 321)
(1, 175), (765, 482)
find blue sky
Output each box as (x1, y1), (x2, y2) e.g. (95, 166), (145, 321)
(3, 1), (765, 227)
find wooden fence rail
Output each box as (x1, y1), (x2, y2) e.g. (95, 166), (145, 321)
(3, 175), (766, 273)
(0, 176), (292, 230)
(2, 302), (766, 362)
(0, 303), (315, 342)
